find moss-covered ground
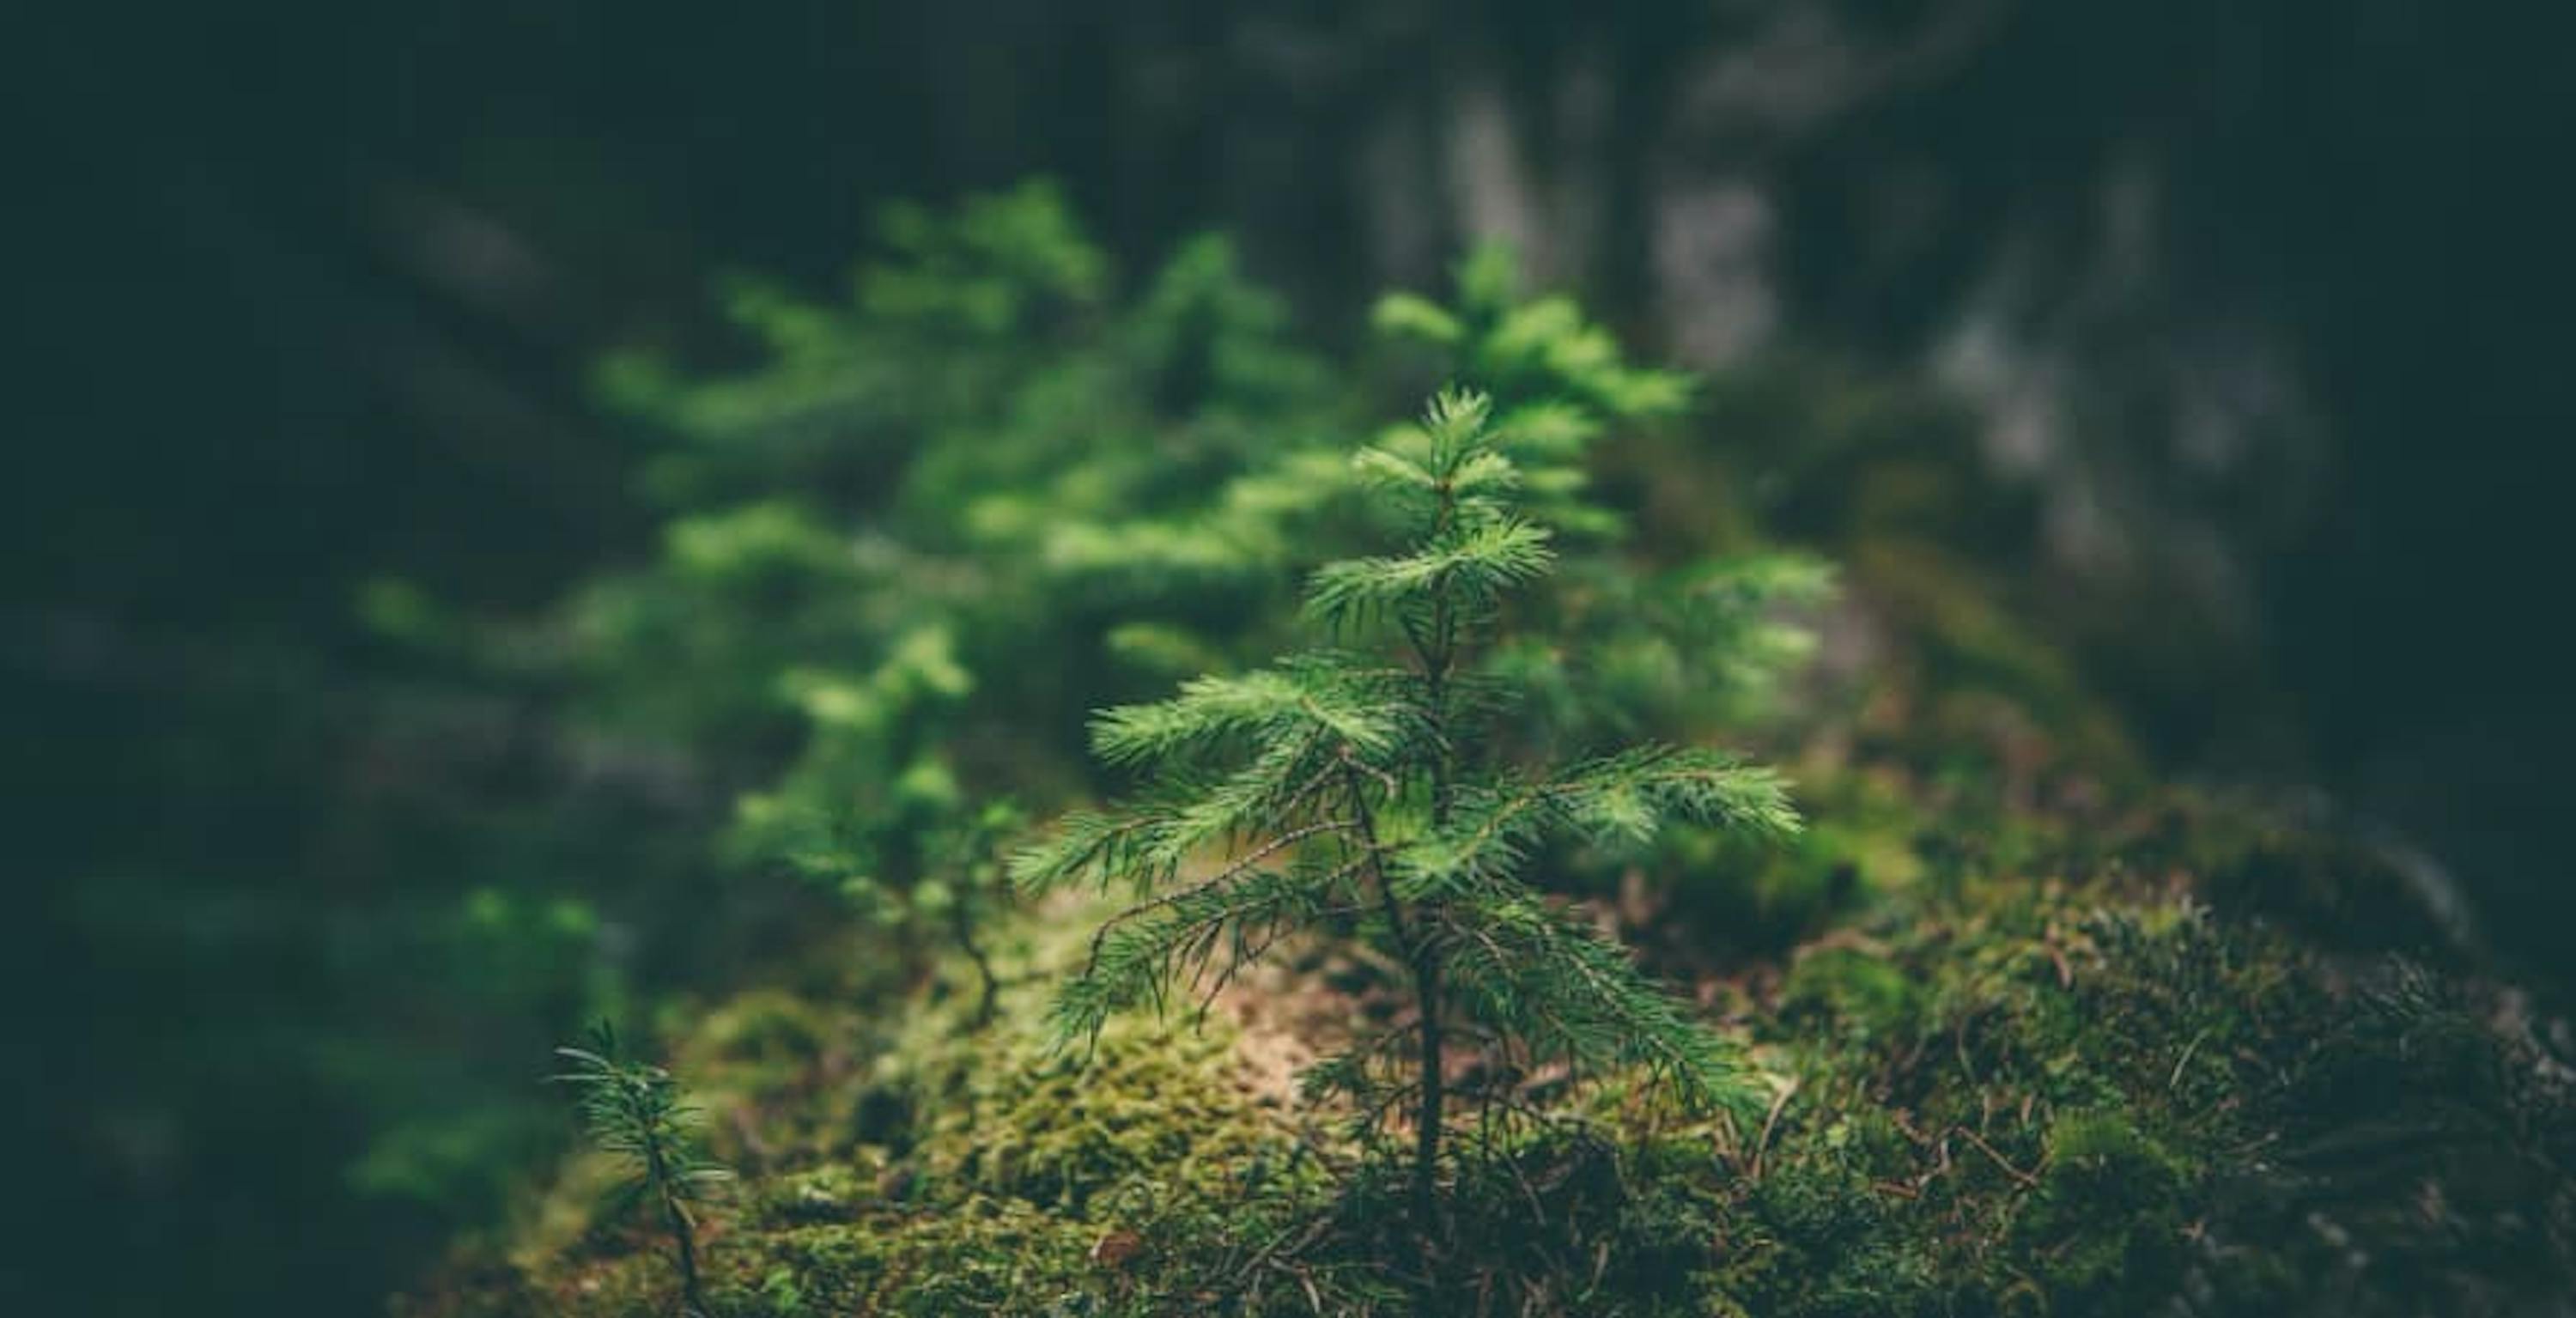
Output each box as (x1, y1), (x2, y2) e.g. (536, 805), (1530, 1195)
(400, 564), (2575, 1315)
(401, 782), (2573, 1316)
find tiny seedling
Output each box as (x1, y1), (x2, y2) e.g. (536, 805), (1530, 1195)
(553, 1022), (733, 1317)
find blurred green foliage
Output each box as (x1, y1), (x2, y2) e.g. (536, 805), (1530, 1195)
(485, 179), (1832, 966)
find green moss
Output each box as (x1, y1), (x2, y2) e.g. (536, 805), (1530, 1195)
(409, 800), (2574, 1317)
(405, 895), (1323, 1317)
(698, 1200), (1104, 1315)
(898, 1003), (1303, 1215)
(1781, 944), (1921, 1040)
(2017, 1108), (2190, 1301)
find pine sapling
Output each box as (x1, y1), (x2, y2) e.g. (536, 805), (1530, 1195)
(553, 1023), (733, 1317)
(1016, 389), (1801, 1244)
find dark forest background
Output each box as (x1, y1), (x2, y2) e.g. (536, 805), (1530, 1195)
(9, 2), (2570, 1311)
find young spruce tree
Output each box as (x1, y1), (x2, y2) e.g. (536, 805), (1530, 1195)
(1015, 389), (1801, 1236)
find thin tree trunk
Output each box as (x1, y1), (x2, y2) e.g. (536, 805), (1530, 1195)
(1407, 480), (1460, 1290)
(1344, 761), (1443, 1292)
(951, 898), (1000, 1026)
(644, 1133), (706, 1318)
(1412, 948), (1444, 1230)
(667, 1197), (706, 1318)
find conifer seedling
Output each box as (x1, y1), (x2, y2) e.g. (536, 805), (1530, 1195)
(552, 1023), (732, 1317)
(1016, 389), (1801, 1242)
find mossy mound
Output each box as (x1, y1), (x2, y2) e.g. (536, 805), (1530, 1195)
(400, 906), (1328, 1317)
(404, 543), (2571, 1315)
(1224, 854), (2566, 1315)
(405, 804), (2575, 1316)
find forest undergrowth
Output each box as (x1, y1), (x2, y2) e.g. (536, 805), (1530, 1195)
(397, 185), (2574, 1316)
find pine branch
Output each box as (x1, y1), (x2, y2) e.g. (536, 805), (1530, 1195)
(1072, 818), (1362, 981)
(1303, 516), (1554, 629)
(1091, 665), (1398, 768)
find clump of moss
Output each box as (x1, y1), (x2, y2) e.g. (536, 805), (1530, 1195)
(893, 999), (1304, 1216)
(404, 898), (1329, 1317)
(698, 1199), (1106, 1315)
(1681, 883), (2240, 1313)
(1780, 943), (1922, 1042)
(2017, 1107), (2190, 1300)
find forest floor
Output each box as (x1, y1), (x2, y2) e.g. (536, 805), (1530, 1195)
(401, 662), (2576, 1315)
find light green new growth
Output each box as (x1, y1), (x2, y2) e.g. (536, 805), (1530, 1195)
(1018, 388), (1801, 1239)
